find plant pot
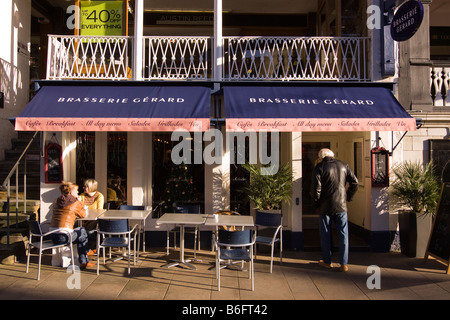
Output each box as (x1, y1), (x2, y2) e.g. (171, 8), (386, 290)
(398, 210), (432, 258)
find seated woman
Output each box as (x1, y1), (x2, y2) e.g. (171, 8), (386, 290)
(80, 179), (105, 251)
(50, 182), (94, 269)
(80, 179), (105, 210)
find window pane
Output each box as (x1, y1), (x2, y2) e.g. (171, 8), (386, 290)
(107, 133), (127, 209)
(76, 132), (95, 188)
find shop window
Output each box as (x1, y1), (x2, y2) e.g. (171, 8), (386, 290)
(107, 133), (127, 209)
(152, 133), (204, 218)
(230, 132), (279, 216)
(76, 132), (95, 188)
(230, 133), (251, 216)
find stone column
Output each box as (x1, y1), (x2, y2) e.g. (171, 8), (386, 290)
(397, 0), (432, 111)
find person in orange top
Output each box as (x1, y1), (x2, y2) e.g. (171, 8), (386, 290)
(50, 182), (94, 269)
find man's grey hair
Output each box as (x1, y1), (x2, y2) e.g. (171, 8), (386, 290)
(318, 148), (334, 159)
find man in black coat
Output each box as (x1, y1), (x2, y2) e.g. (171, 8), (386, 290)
(312, 148), (359, 272)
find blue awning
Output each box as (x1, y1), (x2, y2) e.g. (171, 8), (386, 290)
(16, 85), (211, 131)
(224, 86), (416, 132)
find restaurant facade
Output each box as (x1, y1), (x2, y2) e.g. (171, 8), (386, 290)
(3, 0), (450, 252)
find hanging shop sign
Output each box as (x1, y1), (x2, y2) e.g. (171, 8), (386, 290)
(79, 1), (126, 36)
(45, 143), (63, 184)
(390, 0), (424, 42)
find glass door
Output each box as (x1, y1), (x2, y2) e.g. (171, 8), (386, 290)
(302, 135), (338, 215)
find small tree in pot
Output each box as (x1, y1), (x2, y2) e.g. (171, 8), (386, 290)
(390, 161), (440, 257)
(240, 163), (294, 212)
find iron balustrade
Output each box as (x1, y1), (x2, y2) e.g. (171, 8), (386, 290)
(46, 35), (131, 80)
(47, 35), (371, 82)
(223, 36), (369, 81)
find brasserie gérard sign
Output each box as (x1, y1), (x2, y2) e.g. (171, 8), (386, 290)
(390, 0), (424, 41)
(18, 94), (204, 132)
(56, 96), (185, 104)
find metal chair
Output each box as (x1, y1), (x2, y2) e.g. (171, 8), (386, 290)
(215, 229), (256, 291)
(166, 204), (201, 256)
(119, 205), (144, 255)
(96, 219), (137, 275)
(254, 211), (283, 273)
(26, 220), (75, 280)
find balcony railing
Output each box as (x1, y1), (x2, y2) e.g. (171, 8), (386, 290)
(223, 37), (369, 81)
(47, 35), (131, 80)
(47, 35), (370, 81)
(431, 64), (450, 107)
(143, 36), (211, 80)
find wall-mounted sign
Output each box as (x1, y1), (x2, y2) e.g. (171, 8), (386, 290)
(80, 1), (125, 36)
(390, 0), (424, 42)
(45, 143), (63, 183)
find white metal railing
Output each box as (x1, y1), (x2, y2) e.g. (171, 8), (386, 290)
(47, 35), (370, 82)
(142, 36), (211, 80)
(223, 37), (369, 81)
(46, 35), (131, 80)
(431, 64), (450, 106)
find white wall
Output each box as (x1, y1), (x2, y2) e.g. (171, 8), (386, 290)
(0, 0), (30, 160)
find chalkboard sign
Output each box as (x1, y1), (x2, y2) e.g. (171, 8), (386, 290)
(425, 183), (450, 274)
(45, 143), (63, 183)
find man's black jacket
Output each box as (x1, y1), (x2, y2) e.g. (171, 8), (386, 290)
(312, 156), (359, 215)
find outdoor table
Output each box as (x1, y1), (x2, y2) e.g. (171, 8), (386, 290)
(76, 208), (106, 227)
(81, 208), (107, 221)
(156, 213), (207, 270)
(99, 209), (152, 254)
(204, 214), (254, 229)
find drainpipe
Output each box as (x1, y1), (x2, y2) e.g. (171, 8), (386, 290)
(133, 0), (143, 81)
(214, 0), (223, 89)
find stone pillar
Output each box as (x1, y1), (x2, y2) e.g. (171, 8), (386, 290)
(397, 0), (432, 111)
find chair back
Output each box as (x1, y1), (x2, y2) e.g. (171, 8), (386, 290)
(119, 205), (145, 210)
(218, 229), (254, 246)
(174, 204), (201, 214)
(98, 219), (130, 233)
(27, 220), (43, 236)
(255, 211), (282, 227)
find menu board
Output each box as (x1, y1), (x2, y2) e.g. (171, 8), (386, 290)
(45, 143), (63, 184)
(425, 183), (450, 274)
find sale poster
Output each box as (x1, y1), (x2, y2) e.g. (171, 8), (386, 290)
(80, 1), (124, 36)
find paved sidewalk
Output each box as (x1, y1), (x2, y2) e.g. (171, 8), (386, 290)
(1, 248), (449, 302)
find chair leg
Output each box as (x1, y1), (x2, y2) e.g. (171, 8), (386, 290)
(133, 234), (137, 265)
(37, 249), (42, 281)
(173, 232), (177, 249)
(69, 245), (75, 274)
(193, 228), (198, 258)
(250, 247), (254, 291)
(166, 230), (170, 255)
(270, 244), (274, 273)
(127, 242), (131, 275)
(216, 252), (220, 291)
(280, 234), (283, 265)
(26, 244), (31, 273)
(96, 234), (100, 275)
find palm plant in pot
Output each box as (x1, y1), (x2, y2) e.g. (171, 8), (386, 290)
(240, 163), (294, 213)
(390, 161), (440, 257)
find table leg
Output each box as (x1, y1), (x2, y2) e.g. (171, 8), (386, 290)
(161, 224), (196, 270)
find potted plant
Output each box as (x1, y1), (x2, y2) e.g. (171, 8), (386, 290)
(240, 163), (294, 213)
(390, 161), (440, 257)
